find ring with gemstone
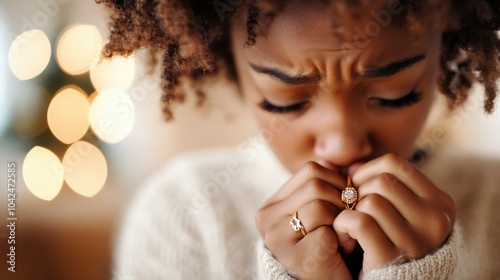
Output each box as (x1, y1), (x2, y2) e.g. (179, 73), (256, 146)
(341, 176), (358, 210)
(290, 211), (307, 236)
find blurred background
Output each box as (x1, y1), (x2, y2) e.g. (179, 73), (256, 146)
(0, 1), (498, 280)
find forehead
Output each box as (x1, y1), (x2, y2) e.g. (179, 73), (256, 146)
(243, 0), (430, 73)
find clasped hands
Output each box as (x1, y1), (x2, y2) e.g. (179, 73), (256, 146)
(256, 153), (456, 280)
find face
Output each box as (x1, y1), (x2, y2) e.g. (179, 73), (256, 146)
(230, 0), (442, 174)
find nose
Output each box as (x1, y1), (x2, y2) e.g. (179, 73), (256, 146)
(313, 107), (372, 170)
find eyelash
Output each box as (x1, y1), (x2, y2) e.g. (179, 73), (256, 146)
(374, 91), (422, 107)
(259, 91), (422, 114)
(259, 100), (309, 114)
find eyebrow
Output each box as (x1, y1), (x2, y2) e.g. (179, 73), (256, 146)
(359, 54), (426, 79)
(248, 53), (426, 85)
(249, 63), (322, 85)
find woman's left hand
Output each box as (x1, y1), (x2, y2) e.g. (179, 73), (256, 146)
(333, 153), (456, 276)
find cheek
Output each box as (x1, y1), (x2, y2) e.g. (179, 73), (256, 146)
(374, 61), (439, 156)
(250, 108), (314, 171)
(374, 97), (434, 157)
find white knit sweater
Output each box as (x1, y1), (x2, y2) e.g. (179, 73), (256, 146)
(113, 145), (500, 279)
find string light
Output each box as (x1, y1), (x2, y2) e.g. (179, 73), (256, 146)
(23, 146), (64, 201)
(56, 24), (102, 76)
(63, 141), (107, 197)
(89, 88), (135, 144)
(10, 22), (137, 200)
(47, 85), (90, 144)
(8, 29), (51, 80)
(90, 53), (136, 92)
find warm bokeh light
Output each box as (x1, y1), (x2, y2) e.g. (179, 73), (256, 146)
(89, 88), (135, 144)
(47, 86), (90, 144)
(23, 146), (64, 201)
(8, 29), (51, 80)
(90, 54), (136, 92)
(56, 24), (102, 76)
(63, 141), (108, 197)
(12, 87), (51, 138)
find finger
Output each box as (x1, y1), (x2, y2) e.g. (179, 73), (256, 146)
(263, 212), (303, 250)
(263, 217), (350, 279)
(293, 200), (341, 241)
(353, 159), (455, 248)
(354, 193), (419, 253)
(274, 178), (345, 217)
(261, 197), (341, 243)
(256, 178), (343, 237)
(356, 172), (424, 221)
(293, 226), (351, 280)
(334, 210), (399, 271)
(265, 161), (345, 205)
(352, 153), (440, 200)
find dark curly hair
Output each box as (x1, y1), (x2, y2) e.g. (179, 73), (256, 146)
(97, 0), (500, 120)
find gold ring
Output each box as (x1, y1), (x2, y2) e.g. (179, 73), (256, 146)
(290, 211), (307, 236)
(341, 176), (358, 210)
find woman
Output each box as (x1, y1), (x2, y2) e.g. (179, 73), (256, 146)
(99, 0), (500, 279)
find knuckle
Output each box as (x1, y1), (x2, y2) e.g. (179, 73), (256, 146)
(309, 227), (339, 261)
(357, 193), (385, 212)
(351, 212), (375, 232)
(304, 178), (327, 195)
(318, 227), (339, 249)
(309, 199), (336, 219)
(381, 153), (402, 167)
(381, 153), (416, 178)
(427, 211), (453, 246)
(314, 225), (334, 242)
(301, 161), (322, 178)
(377, 172), (400, 188)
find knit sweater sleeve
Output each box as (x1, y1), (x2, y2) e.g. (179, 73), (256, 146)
(362, 225), (461, 280)
(256, 226), (462, 280)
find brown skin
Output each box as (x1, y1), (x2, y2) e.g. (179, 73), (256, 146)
(231, 1), (455, 279)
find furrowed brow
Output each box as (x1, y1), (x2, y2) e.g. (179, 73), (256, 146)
(359, 54), (426, 79)
(249, 63), (321, 85)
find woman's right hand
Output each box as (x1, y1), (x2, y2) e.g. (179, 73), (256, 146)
(256, 162), (353, 280)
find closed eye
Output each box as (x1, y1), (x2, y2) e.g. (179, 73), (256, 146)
(259, 100), (309, 114)
(374, 91), (422, 108)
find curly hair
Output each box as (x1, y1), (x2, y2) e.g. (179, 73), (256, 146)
(97, 0), (500, 120)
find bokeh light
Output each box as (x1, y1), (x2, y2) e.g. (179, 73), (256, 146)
(56, 24), (102, 76)
(90, 54), (136, 92)
(23, 146), (64, 201)
(47, 86), (90, 144)
(63, 141), (108, 198)
(8, 29), (51, 80)
(12, 87), (51, 138)
(89, 88), (135, 144)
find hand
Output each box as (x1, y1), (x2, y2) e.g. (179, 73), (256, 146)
(256, 162), (353, 280)
(333, 153), (456, 276)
